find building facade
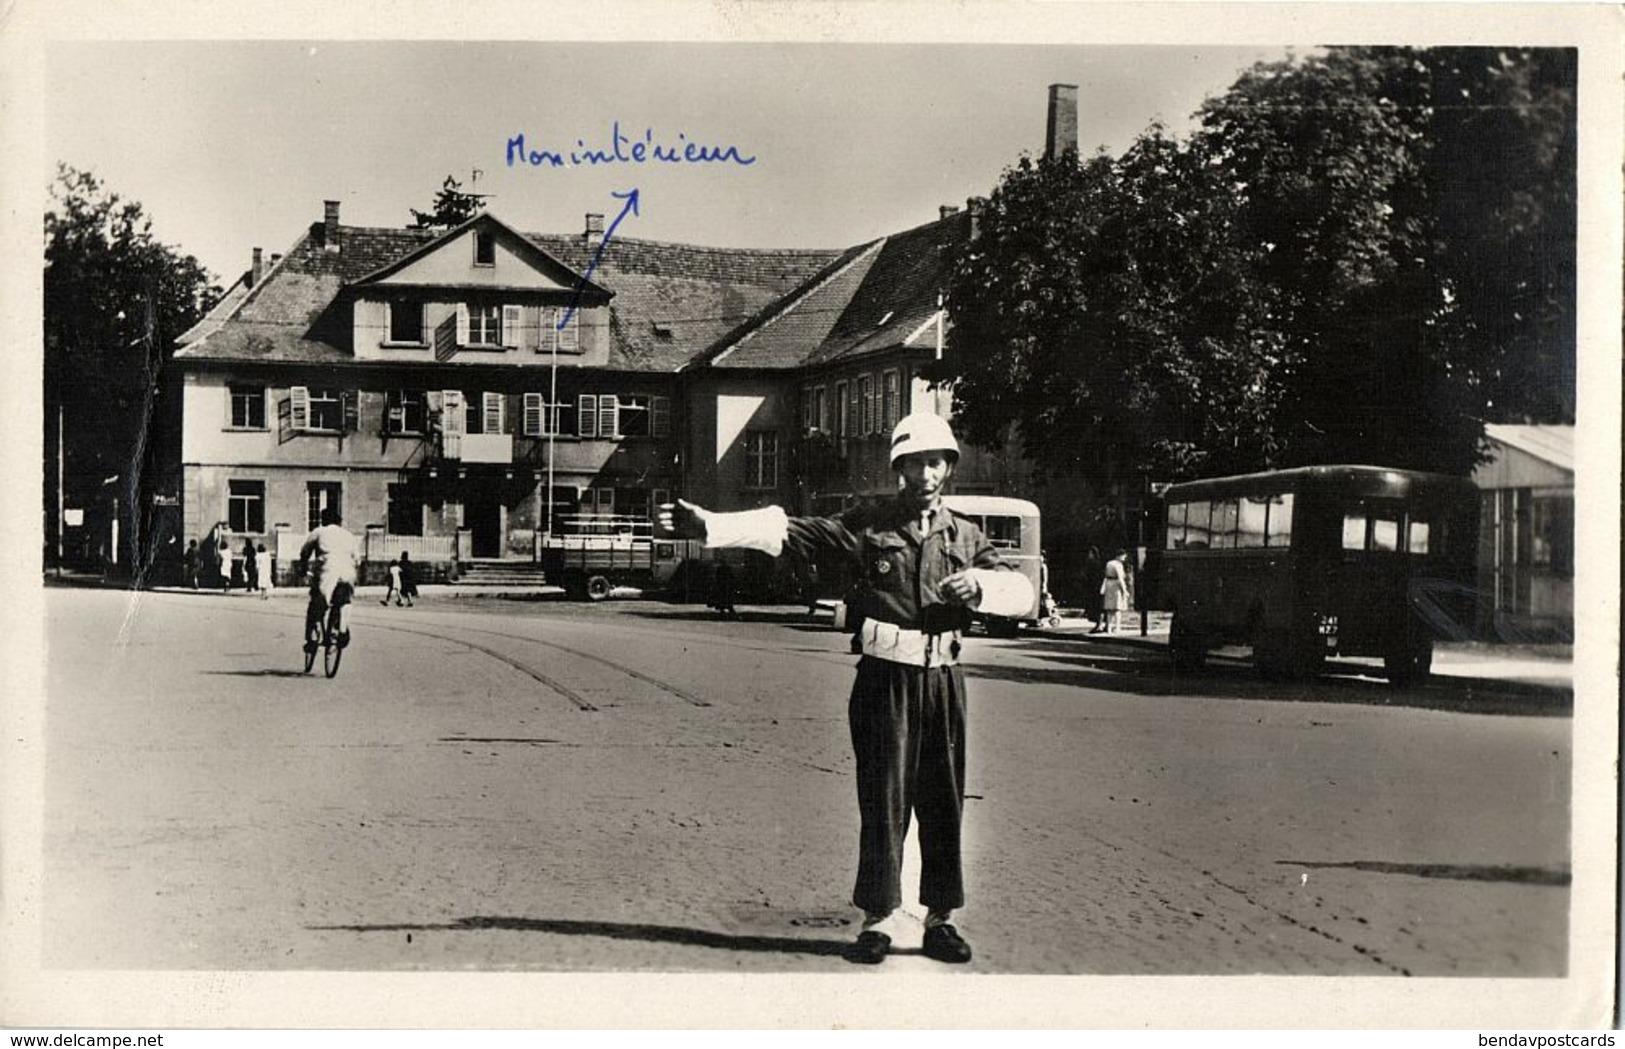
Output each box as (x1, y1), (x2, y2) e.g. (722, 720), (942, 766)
(167, 204), (838, 582)
(1472, 424), (1574, 641)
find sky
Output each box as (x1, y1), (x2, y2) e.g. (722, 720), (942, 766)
(44, 40), (1295, 285)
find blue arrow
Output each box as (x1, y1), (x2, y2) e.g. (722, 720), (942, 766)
(559, 187), (640, 330)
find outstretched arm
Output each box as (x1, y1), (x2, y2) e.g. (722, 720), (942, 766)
(659, 500), (860, 561)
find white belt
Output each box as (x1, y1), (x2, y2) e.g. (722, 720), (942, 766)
(858, 620), (961, 667)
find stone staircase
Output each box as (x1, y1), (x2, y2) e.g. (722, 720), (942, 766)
(454, 559), (551, 587)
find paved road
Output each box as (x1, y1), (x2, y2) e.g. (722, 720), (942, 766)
(40, 587), (1572, 976)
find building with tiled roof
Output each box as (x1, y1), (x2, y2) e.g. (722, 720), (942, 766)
(163, 201), (845, 584)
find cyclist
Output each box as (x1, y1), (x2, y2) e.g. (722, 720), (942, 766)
(298, 508), (360, 654)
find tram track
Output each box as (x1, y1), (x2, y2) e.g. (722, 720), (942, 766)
(215, 599), (854, 712)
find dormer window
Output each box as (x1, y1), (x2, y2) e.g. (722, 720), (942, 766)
(474, 231), (496, 266)
(385, 299), (425, 345)
(467, 303), (501, 346)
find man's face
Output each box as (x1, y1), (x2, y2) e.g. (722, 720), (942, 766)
(895, 451), (955, 508)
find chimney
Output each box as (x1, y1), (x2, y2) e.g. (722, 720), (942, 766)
(322, 199), (341, 251)
(1045, 83), (1079, 161)
(966, 197), (985, 240)
(270, 253), (282, 267)
(584, 212), (605, 246)
(251, 247), (263, 285)
(939, 204), (960, 221)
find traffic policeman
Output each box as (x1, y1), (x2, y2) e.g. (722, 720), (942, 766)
(660, 412), (1032, 964)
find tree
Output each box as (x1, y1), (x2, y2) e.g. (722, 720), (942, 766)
(938, 46), (1575, 487)
(44, 164), (220, 574)
(408, 174), (488, 229)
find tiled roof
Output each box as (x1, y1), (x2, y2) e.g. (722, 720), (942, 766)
(700, 211), (969, 371)
(174, 215), (840, 372)
(1484, 424), (1575, 473)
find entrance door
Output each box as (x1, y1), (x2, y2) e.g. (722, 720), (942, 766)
(466, 495), (503, 558)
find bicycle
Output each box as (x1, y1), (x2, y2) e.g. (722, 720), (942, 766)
(302, 584), (352, 678)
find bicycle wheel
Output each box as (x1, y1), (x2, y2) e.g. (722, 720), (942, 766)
(323, 607), (344, 678)
(303, 620), (319, 674)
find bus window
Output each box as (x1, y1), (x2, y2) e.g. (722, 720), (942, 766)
(1211, 499), (1239, 549)
(1266, 493), (1293, 545)
(1185, 501), (1213, 549)
(1372, 517), (1400, 552)
(1342, 514), (1366, 550)
(981, 515), (1022, 549)
(1166, 502), (1188, 549)
(1408, 520), (1431, 554)
(1237, 497), (1268, 548)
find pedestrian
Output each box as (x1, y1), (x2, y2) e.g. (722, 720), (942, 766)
(660, 411), (1032, 966)
(382, 557), (404, 606)
(1084, 545), (1105, 631)
(1101, 548), (1132, 634)
(255, 543), (274, 601)
(182, 539), (199, 590)
(709, 561), (738, 619)
(398, 551), (418, 607)
(211, 526), (233, 591)
(242, 538), (260, 592)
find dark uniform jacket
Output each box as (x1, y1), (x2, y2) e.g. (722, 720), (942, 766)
(781, 500), (1013, 635)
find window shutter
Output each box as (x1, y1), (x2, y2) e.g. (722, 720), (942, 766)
(577, 394), (597, 438)
(559, 310), (580, 352)
(440, 391), (464, 434)
(523, 393), (543, 437)
(290, 386), (309, 431)
(483, 391), (505, 434)
(342, 390), (360, 433)
(456, 303), (470, 346)
(652, 396), (671, 438)
(502, 305), (522, 349)
(598, 394), (618, 438)
(387, 392), (405, 433)
(381, 301), (392, 345)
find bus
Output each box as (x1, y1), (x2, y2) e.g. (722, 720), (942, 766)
(1153, 466), (1479, 684)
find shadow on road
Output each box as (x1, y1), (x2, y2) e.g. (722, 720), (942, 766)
(202, 668), (322, 679)
(975, 640), (1573, 718)
(309, 916), (850, 956)
(623, 608), (825, 627)
(1275, 859), (1571, 886)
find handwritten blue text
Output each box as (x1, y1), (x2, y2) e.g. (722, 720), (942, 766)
(507, 122), (757, 170)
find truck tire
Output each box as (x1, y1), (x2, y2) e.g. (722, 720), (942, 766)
(1384, 640), (1433, 687)
(1169, 615), (1207, 672)
(585, 574), (613, 601)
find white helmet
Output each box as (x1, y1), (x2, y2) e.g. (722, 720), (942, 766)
(889, 411), (960, 466)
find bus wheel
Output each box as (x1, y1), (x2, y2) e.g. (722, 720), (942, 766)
(985, 617), (1020, 639)
(1384, 642), (1433, 687)
(585, 575), (613, 601)
(1169, 618), (1207, 671)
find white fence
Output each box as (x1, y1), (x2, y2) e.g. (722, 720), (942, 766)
(275, 527), (460, 565)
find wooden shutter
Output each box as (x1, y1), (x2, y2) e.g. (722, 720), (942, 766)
(559, 310), (580, 352)
(440, 391), (464, 433)
(290, 386), (309, 432)
(483, 392), (505, 434)
(577, 394), (597, 438)
(342, 390), (360, 433)
(522, 393), (544, 436)
(502, 304), (523, 349)
(455, 303), (470, 346)
(652, 396), (671, 438)
(598, 394), (617, 438)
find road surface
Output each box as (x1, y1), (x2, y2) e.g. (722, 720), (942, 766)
(40, 586), (1572, 976)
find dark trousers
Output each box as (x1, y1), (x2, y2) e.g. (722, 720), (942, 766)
(848, 656), (967, 916)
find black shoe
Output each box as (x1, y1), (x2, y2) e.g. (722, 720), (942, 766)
(843, 930), (890, 965)
(337, 631), (351, 649)
(922, 924), (972, 964)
